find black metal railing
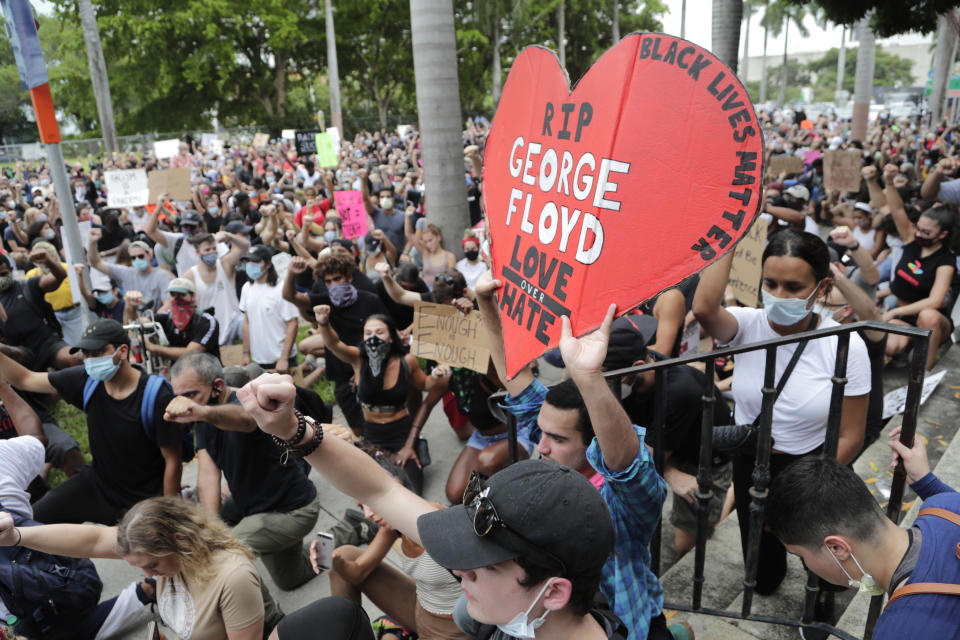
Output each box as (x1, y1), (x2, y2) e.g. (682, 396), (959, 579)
(498, 319), (931, 640)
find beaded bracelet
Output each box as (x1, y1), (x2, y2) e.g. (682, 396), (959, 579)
(278, 414), (324, 466)
(270, 410), (307, 451)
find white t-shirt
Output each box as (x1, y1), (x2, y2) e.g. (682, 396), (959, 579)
(852, 225), (877, 253)
(724, 307), (871, 455)
(455, 258), (486, 291)
(0, 436), (45, 518)
(238, 281), (300, 365)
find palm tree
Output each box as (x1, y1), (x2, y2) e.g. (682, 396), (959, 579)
(409, 0), (470, 248)
(612, 0), (620, 41)
(740, 0), (758, 82)
(851, 15), (875, 141)
(762, 0), (808, 107)
(712, 0), (743, 72)
(557, 0), (565, 68)
(324, 0), (343, 135)
(78, 0), (117, 154)
(836, 25), (847, 103)
(930, 10), (960, 125)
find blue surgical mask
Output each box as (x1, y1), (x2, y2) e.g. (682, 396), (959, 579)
(207, 206), (219, 215)
(95, 291), (115, 305)
(323, 231), (338, 243)
(497, 579), (554, 638)
(132, 258), (150, 272)
(761, 281), (821, 327)
(245, 262), (263, 281)
(84, 353), (120, 382)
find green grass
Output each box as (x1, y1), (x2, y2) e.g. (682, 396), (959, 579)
(47, 400), (91, 489)
(297, 323), (335, 404)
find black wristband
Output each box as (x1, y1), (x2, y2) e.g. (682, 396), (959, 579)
(279, 417), (323, 465)
(270, 409), (307, 450)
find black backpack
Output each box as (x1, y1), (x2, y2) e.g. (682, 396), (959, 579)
(0, 505), (103, 639)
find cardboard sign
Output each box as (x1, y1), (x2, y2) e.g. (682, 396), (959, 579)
(281, 129), (296, 140)
(253, 132), (270, 149)
(678, 320), (699, 356)
(335, 190), (368, 239)
(295, 129), (322, 156)
(823, 150), (862, 193)
(153, 138), (180, 159)
(220, 344), (245, 367)
(483, 34), (764, 377)
(147, 167), (191, 201)
(105, 169), (149, 208)
(768, 154), (804, 176)
(728, 216), (767, 307)
(411, 302), (490, 373)
(315, 132), (339, 168)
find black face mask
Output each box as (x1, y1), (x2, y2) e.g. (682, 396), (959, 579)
(915, 236), (937, 248)
(464, 249), (480, 261)
(208, 383), (222, 405)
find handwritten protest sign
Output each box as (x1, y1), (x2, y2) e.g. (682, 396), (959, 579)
(281, 129), (296, 140)
(253, 132), (269, 149)
(295, 129), (322, 155)
(882, 369), (945, 420)
(326, 127), (341, 151)
(153, 139), (180, 159)
(147, 167), (191, 201)
(105, 169), (149, 208)
(411, 302), (490, 373)
(823, 150), (862, 193)
(335, 190), (368, 239)
(315, 132), (338, 168)
(728, 217), (767, 307)
(483, 34), (764, 377)
(768, 154), (804, 176)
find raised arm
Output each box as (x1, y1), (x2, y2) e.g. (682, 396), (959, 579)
(882, 163), (915, 244)
(313, 305), (362, 371)
(73, 264), (97, 309)
(86, 228), (110, 275)
(0, 380), (46, 446)
(32, 249), (65, 292)
(236, 375), (435, 544)
(283, 257), (316, 321)
(861, 165), (886, 210)
(920, 157), (956, 201)
(144, 192), (170, 248)
(165, 395), (258, 433)
(0, 351), (55, 395)
(691, 251), (740, 343)
(474, 272), (535, 396)
(377, 264), (422, 307)
(829, 226), (879, 286)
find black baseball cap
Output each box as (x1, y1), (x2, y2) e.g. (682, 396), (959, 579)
(70, 318), (130, 353)
(602, 314), (658, 371)
(225, 220), (253, 235)
(179, 210), (203, 227)
(417, 459), (614, 578)
(241, 244), (273, 263)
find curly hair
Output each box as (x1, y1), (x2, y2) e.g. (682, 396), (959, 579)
(115, 497), (253, 586)
(314, 251), (355, 280)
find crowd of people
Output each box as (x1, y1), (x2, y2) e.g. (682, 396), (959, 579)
(0, 106), (958, 640)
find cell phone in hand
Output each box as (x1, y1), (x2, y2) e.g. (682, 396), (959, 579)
(316, 531), (334, 571)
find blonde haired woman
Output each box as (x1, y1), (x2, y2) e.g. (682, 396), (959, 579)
(0, 497), (264, 640)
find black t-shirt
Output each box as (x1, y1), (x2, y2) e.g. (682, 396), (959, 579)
(97, 224), (134, 252)
(48, 366), (181, 507)
(0, 277), (58, 356)
(890, 242), (956, 305)
(156, 311), (220, 360)
(196, 392), (316, 516)
(466, 180), (483, 227)
(307, 290), (388, 383)
(375, 278), (429, 329)
(625, 364), (731, 466)
(0, 402), (15, 440)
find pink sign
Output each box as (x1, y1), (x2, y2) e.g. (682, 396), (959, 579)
(336, 190), (369, 239)
(804, 150), (822, 165)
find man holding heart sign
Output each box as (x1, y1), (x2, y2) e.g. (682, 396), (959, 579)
(483, 33), (764, 378)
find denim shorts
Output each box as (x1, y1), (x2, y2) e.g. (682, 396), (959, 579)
(465, 425), (534, 453)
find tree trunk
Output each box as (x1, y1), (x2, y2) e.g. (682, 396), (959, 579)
(930, 10), (960, 125)
(760, 22), (768, 102)
(741, 0), (751, 82)
(377, 99), (389, 128)
(681, 0), (687, 39)
(557, 0), (566, 69)
(77, 0), (117, 155)
(851, 17), (876, 142)
(325, 0), (343, 136)
(711, 0), (742, 73)
(492, 0), (502, 105)
(836, 25), (846, 102)
(612, 0), (620, 42)
(409, 0), (469, 254)
(777, 19), (788, 107)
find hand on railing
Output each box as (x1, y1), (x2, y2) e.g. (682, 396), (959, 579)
(887, 426), (931, 484)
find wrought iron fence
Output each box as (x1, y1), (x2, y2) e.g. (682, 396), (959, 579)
(497, 319), (931, 640)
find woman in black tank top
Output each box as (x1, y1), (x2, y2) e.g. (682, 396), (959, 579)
(313, 309), (448, 494)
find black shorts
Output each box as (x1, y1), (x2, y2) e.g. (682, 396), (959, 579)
(276, 596), (375, 640)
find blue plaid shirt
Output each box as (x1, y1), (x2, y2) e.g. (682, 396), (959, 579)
(503, 379), (666, 640)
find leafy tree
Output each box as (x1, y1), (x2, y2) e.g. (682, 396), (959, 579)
(784, 0), (960, 38)
(807, 45), (914, 100)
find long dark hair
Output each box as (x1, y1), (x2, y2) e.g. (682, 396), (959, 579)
(920, 202), (960, 253)
(360, 314), (406, 365)
(762, 228), (831, 282)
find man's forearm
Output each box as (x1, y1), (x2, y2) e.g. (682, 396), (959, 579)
(280, 320), (297, 360)
(570, 372), (639, 471)
(163, 459), (182, 497)
(199, 403), (258, 433)
(921, 168), (944, 200)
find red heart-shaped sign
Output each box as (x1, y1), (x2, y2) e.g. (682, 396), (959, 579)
(483, 33), (764, 378)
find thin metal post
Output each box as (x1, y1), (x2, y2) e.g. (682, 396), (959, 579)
(821, 332), (850, 459)
(650, 368), (666, 577)
(865, 329), (930, 637)
(742, 345), (777, 618)
(505, 409), (518, 466)
(692, 358), (716, 609)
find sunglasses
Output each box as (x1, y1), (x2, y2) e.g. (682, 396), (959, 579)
(461, 472), (568, 576)
(437, 273), (459, 286)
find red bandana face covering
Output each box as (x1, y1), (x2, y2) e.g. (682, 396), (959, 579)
(170, 298), (196, 331)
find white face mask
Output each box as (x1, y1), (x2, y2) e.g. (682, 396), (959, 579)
(827, 547), (885, 597)
(497, 579), (554, 638)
